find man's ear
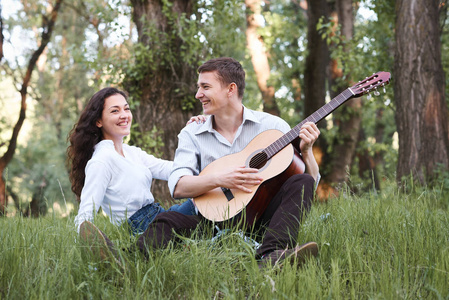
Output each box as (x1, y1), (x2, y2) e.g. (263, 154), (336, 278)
(228, 82), (237, 97)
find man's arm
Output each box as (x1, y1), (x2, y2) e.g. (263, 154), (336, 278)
(173, 166), (262, 199)
(169, 126), (262, 199)
(299, 122), (320, 182)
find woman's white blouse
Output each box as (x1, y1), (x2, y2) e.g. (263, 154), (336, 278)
(74, 140), (172, 232)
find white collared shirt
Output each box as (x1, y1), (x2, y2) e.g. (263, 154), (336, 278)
(74, 140), (172, 232)
(168, 106), (320, 197)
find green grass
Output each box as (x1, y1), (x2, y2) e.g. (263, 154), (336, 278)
(1, 181), (448, 299)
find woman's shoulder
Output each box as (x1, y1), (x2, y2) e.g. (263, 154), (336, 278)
(90, 140), (117, 162)
(123, 144), (156, 161)
(123, 143), (144, 156)
(123, 143), (138, 151)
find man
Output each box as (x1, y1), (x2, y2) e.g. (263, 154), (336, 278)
(137, 57), (321, 267)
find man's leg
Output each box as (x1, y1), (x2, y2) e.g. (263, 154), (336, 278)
(255, 173), (315, 258)
(137, 211), (201, 254)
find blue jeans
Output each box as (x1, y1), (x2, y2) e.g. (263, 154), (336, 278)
(127, 199), (196, 235)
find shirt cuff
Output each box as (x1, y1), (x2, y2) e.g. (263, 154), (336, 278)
(168, 168), (195, 198)
(315, 173), (321, 191)
(74, 213), (92, 234)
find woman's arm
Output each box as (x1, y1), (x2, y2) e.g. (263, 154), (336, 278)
(74, 161), (110, 232)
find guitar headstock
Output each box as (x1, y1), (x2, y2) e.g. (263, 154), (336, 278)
(350, 71), (391, 97)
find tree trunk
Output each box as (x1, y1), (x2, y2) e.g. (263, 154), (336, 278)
(325, 0), (362, 189)
(128, 0), (202, 205)
(394, 0), (449, 184)
(303, 0), (330, 197)
(245, 0), (280, 116)
(25, 175), (47, 218)
(0, 0), (63, 215)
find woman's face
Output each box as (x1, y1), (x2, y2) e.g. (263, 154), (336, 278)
(96, 94), (132, 142)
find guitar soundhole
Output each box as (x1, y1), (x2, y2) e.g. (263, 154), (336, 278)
(249, 152), (268, 169)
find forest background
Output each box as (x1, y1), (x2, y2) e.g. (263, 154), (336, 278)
(0, 0), (448, 218)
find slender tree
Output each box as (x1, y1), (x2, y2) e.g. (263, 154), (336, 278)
(303, 0), (330, 198)
(325, 0), (362, 189)
(304, 0), (329, 121)
(395, 0), (449, 184)
(0, 0), (63, 215)
(245, 0), (280, 116)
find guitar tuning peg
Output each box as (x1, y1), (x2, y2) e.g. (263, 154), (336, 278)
(367, 94), (372, 100)
(374, 90), (380, 96)
(383, 87), (386, 93)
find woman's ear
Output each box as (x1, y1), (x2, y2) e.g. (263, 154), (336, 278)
(96, 119), (103, 128)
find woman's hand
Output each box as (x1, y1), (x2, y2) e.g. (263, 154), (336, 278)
(186, 115), (207, 125)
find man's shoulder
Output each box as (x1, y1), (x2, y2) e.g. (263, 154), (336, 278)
(249, 109), (282, 120)
(246, 108), (290, 129)
(181, 120), (209, 136)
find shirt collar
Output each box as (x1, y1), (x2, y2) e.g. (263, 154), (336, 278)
(95, 139), (114, 149)
(194, 105), (260, 135)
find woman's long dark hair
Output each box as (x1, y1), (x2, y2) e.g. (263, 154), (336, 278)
(67, 87), (128, 200)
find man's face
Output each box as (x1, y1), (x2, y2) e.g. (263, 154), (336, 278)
(195, 71), (230, 115)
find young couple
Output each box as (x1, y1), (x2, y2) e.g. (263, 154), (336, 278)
(68, 57), (321, 268)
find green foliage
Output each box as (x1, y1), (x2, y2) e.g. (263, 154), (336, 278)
(129, 124), (165, 158)
(313, 2), (398, 190)
(317, 16), (341, 46)
(1, 0), (98, 215)
(352, 2), (398, 189)
(432, 164), (449, 194)
(259, 1), (309, 124)
(98, 0), (250, 151)
(108, 0), (248, 90)
(1, 180), (448, 298)
(8, 117), (77, 214)
(196, 0), (247, 59)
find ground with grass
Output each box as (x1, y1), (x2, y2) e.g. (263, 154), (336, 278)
(1, 182), (448, 299)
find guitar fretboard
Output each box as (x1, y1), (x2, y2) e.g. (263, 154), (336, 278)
(264, 88), (355, 159)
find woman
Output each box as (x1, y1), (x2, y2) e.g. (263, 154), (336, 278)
(67, 87), (199, 237)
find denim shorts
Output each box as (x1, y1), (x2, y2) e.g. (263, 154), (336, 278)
(127, 199), (196, 235)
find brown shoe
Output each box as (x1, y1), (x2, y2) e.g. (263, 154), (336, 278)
(79, 221), (123, 268)
(259, 242), (319, 269)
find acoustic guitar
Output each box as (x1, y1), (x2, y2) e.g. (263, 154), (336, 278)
(194, 71), (391, 225)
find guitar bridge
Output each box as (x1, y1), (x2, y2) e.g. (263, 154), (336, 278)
(221, 187), (234, 201)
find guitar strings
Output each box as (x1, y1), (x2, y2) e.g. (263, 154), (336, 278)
(251, 77), (386, 169)
(251, 88), (353, 168)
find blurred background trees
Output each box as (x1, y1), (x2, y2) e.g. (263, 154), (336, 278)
(0, 0), (448, 217)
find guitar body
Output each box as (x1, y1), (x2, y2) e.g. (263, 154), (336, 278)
(194, 129), (305, 225)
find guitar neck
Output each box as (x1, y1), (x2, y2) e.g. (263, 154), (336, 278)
(264, 87), (355, 159)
